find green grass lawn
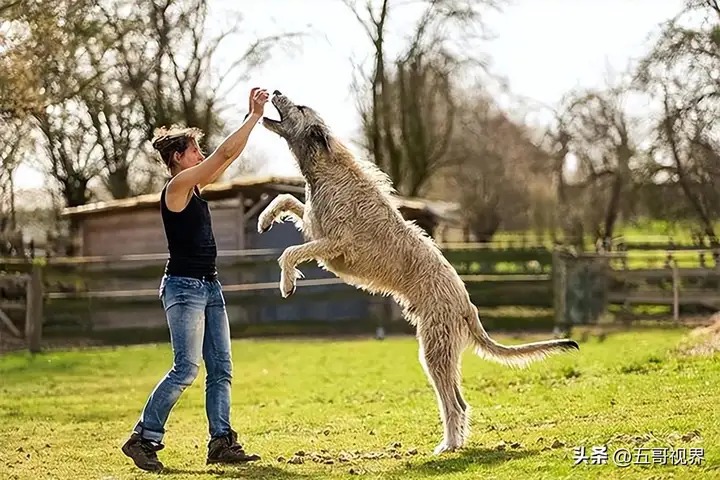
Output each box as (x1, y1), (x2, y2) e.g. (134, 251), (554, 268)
(1, 328), (719, 479)
(492, 219), (720, 245)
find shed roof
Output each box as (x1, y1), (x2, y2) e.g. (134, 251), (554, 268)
(60, 175), (303, 218)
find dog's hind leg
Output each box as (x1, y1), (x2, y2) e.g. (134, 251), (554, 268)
(418, 324), (466, 454)
(454, 383), (471, 444)
(257, 194), (305, 233)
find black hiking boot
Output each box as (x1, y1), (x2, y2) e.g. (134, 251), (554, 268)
(121, 433), (165, 472)
(206, 429), (261, 465)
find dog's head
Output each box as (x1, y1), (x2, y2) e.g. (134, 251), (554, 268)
(262, 91), (331, 158)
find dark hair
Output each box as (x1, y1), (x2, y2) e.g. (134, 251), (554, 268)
(151, 125), (204, 170)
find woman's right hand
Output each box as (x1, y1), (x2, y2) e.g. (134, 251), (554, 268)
(249, 87), (269, 117)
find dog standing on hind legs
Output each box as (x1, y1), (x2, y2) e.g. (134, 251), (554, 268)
(257, 90), (580, 455)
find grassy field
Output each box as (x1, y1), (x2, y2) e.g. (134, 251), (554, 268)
(1, 328), (718, 479)
(491, 219), (720, 245)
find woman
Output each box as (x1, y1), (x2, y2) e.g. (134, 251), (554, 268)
(121, 88), (269, 472)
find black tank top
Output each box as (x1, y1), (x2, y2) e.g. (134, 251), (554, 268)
(160, 184), (217, 278)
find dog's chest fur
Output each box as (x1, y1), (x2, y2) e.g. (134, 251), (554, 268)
(301, 181), (356, 242)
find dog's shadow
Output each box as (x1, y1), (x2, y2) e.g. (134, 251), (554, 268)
(400, 446), (537, 476)
(158, 465), (311, 479)
(157, 447), (536, 478)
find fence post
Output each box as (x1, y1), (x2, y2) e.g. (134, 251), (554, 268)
(552, 248), (568, 335)
(367, 295), (387, 339)
(25, 262), (44, 354)
(672, 259), (679, 323)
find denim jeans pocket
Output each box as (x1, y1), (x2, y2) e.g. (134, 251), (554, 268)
(158, 275), (202, 306)
(208, 279), (227, 307)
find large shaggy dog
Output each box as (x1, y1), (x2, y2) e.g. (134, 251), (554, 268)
(258, 91), (579, 454)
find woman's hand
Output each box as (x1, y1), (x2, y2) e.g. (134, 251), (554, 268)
(249, 87), (269, 117)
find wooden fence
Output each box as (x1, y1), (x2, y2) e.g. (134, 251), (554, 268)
(552, 246), (720, 329)
(2, 243), (720, 352)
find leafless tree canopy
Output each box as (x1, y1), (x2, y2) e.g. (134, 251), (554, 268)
(632, 0), (720, 244)
(0, 117), (29, 229)
(0, 0), (306, 254)
(0, 0), (304, 206)
(339, 0), (720, 246)
(562, 80), (639, 244)
(437, 90), (555, 241)
(346, 0), (502, 197)
(2, 0), (720, 254)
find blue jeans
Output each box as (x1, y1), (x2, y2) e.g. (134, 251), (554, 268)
(132, 274), (233, 443)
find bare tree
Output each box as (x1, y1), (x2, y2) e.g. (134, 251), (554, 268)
(104, 0), (305, 149)
(80, 0), (306, 196)
(634, 0), (720, 244)
(0, 118), (30, 229)
(32, 103), (103, 209)
(441, 90), (554, 241)
(2, 0), (307, 203)
(563, 80), (638, 246)
(539, 100), (581, 245)
(0, 0), (111, 216)
(344, 0), (502, 195)
(0, 0), (107, 117)
(357, 49), (460, 196)
(58, 5), (168, 201)
(646, 78), (720, 244)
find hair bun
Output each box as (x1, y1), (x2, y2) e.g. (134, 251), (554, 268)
(149, 125), (204, 168)
(151, 127), (172, 151)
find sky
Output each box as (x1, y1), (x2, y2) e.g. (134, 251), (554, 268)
(13, 0), (689, 190)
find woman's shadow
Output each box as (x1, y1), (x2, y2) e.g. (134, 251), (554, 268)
(158, 446), (537, 478)
(159, 465), (312, 479)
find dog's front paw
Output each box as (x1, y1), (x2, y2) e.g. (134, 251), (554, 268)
(279, 268), (304, 298)
(257, 212), (274, 233)
(279, 269), (297, 298)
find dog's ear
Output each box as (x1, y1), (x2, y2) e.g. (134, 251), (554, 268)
(308, 125), (330, 151)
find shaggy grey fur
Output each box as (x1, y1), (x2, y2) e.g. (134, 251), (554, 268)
(260, 92), (579, 454)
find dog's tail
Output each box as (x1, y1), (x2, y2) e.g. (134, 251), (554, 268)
(465, 307), (579, 368)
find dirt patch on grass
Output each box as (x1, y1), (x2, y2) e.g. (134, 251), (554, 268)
(276, 443), (422, 474)
(0, 334), (103, 356)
